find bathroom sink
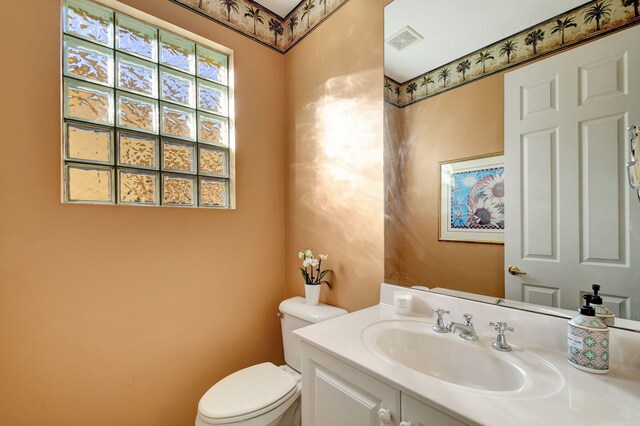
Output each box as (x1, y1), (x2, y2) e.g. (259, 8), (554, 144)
(361, 320), (563, 396)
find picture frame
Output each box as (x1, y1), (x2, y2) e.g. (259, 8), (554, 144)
(439, 153), (505, 244)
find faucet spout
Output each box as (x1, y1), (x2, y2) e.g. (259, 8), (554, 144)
(446, 315), (479, 341)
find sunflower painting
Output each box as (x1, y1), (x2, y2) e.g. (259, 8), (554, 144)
(440, 154), (504, 243)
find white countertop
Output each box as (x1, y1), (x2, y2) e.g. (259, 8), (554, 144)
(295, 285), (640, 426)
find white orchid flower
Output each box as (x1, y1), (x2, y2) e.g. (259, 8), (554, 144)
(299, 250), (332, 290)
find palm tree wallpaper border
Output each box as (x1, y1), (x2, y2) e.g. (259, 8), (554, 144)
(170, 0), (350, 53)
(385, 0), (640, 108)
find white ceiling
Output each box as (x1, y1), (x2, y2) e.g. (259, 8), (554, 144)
(385, 0), (589, 83)
(254, 0), (300, 17)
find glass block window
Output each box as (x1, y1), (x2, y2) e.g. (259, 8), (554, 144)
(62, 0), (232, 208)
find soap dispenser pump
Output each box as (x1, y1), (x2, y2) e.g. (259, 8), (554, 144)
(568, 294), (609, 374)
(591, 284), (615, 326)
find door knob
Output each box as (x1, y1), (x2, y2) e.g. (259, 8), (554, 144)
(508, 266), (527, 276)
(378, 408), (392, 424)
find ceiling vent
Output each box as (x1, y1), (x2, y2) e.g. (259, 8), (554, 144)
(386, 26), (423, 51)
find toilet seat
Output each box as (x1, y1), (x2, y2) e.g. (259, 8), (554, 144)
(197, 363), (300, 425)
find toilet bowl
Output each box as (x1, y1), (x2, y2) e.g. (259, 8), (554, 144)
(196, 297), (347, 426)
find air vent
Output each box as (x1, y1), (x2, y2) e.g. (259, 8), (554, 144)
(386, 26), (423, 51)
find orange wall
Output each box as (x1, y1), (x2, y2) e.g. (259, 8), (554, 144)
(0, 1), (285, 425)
(283, 0), (386, 312)
(386, 74), (505, 297)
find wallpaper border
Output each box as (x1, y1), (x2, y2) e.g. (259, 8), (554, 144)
(170, 0), (351, 54)
(385, 0), (640, 108)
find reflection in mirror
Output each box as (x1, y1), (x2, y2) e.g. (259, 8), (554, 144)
(384, 0), (640, 330)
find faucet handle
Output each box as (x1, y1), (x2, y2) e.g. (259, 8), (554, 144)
(431, 308), (449, 333)
(463, 313), (473, 326)
(490, 322), (514, 352)
(430, 308), (450, 318)
(490, 321), (514, 334)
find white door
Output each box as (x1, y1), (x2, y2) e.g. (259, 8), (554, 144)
(505, 25), (640, 320)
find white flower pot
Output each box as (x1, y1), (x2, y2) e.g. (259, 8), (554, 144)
(305, 284), (321, 305)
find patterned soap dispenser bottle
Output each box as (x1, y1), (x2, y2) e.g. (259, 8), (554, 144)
(591, 284), (615, 326)
(568, 294), (609, 374)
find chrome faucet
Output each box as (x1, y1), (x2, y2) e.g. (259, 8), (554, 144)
(430, 308), (450, 333)
(446, 314), (478, 341)
(489, 322), (514, 351)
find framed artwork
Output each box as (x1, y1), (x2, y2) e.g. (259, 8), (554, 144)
(439, 153), (504, 244)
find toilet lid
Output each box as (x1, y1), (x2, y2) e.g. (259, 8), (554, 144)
(198, 362), (297, 420)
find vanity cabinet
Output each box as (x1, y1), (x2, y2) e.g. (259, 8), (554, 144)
(301, 342), (467, 426)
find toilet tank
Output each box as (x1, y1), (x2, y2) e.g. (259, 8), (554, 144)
(279, 297), (348, 372)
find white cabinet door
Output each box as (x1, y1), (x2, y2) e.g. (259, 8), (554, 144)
(301, 342), (401, 426)
(400, 394), (467, 426)
(504, 25), (640, 319)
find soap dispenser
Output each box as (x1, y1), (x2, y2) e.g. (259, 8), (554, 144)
(568, 294), (609, 374)
(591, 284), (615, 326)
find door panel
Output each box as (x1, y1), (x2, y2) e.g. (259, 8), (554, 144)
(522, 283), (561, 307)
(521, 127), (558, 259)
(521, 75), (558, 119)
(401, 394), (467, 426)
(301, 342), (401, 426)
(314, 368), (381, 426)
(579, 53), (627, 105)
(579, 114), (626, 264)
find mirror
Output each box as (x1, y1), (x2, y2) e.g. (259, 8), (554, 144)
(384, 0), (640, 331)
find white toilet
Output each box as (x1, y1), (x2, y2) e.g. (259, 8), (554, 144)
(196, 297), (348, 426)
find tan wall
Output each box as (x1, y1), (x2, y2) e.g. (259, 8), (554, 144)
(283, 0), (386, 312)
(0, 1), (285, 425)
(384, 102), (406, 284)
(386, 74), (505, 297)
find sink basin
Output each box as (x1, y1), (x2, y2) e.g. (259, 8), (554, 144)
(362, 320), (563, 397)
(373, 327), (524, 391)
